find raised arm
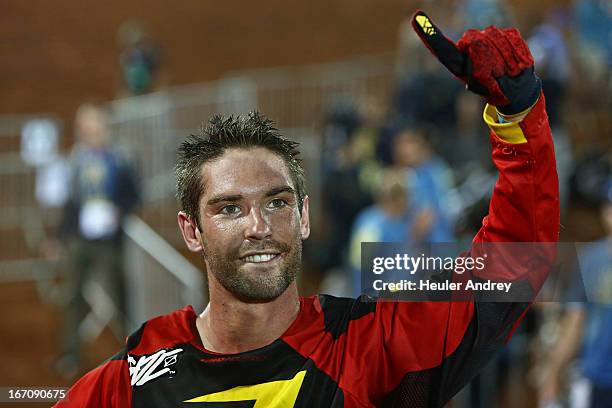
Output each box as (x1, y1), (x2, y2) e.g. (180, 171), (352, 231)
(346, 12), (560, 407)
(411, 10), (559, 285)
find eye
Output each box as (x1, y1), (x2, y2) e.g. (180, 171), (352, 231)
(220, 204), (241, 215)
(267, 198), (287, 209)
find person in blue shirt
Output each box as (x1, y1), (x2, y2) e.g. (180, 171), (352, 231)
(348, 168), (413, 296)
(54, 104), (140, 377)
(392, 125), (455, 243)
(539, 180), (612, 408)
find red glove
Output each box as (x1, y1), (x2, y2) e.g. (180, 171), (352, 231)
(411, 10), (541, 115)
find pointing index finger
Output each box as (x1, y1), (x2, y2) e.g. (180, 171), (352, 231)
(411, 10), (467, 79)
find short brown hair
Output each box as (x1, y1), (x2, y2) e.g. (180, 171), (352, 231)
(175, 112), (306, 228)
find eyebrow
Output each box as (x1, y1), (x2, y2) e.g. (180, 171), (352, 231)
(265, 185), (296, 198)
(206, 185), (296, 206)
(206, 194), (243, 206)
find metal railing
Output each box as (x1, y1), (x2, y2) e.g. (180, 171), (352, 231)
(0, 114), (62, 287)
(123, 215), (205, 331)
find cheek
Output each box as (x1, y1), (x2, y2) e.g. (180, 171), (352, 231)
(202, 217), (244, 246)
(211, 217), (239, 232)
(269, 210), (301, 234)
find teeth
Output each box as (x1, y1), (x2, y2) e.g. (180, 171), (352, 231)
(244, 254), (276, 263)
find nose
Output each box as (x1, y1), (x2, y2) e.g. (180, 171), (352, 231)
(244, 207), (272, 241)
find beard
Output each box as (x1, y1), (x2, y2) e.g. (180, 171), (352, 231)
(202, 233), (302, 302)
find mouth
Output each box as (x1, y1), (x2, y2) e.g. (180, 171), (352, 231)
(240, 252), (281, 264)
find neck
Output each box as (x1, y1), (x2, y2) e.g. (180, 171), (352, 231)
(196, 275), (300, 354)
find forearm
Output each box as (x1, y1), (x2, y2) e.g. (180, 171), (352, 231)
(548, 309), (585, 373)
(475, 94), (560, 244)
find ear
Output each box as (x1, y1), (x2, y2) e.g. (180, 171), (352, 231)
(177, 211), (203, 253)
(299, 195), (310, 240)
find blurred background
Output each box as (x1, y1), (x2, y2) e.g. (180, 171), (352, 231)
(0, 0), (610, 406)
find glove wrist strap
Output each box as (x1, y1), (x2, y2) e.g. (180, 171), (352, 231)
(496, 68), (542, 116)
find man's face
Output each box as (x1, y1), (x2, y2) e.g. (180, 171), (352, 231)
(76, 108), (109, 149)
(194, 147), (309, 302)
(393, 131), (424, 168)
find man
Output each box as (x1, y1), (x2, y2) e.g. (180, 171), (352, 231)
(539, 180), (612, 408)
(54, 103), (140, 376)
(348, 168), (411, 296)
(391, 125), (455, 243)
(56, 11), (559, 407)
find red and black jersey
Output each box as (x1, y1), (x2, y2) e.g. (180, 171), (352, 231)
(55, 94), (559, 408)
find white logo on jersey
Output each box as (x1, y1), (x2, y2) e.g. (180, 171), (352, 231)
(128, 348), (183, 387)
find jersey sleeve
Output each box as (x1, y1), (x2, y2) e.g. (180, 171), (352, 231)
(54, 351), (132, 408)
(344, 93), (559, 407)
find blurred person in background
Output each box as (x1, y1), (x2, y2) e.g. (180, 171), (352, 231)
(54, 103), (140, 377)
(392, 58), (462, 130)
(455, 0), (515, 30)
(392, 125), (455, 243)
(316, 100), (376, 276)
(317, 97), (387, 296)
(117, 20), (161, 96)
(568, 0), (611, 143)
(573, 0), (612, 72)
(347, 168), (411, 296)
(539, 178), (612, 408)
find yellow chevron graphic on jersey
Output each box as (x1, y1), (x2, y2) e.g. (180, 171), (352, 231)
(184, 370), (306, 407)
(416, 15), (436, 36)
